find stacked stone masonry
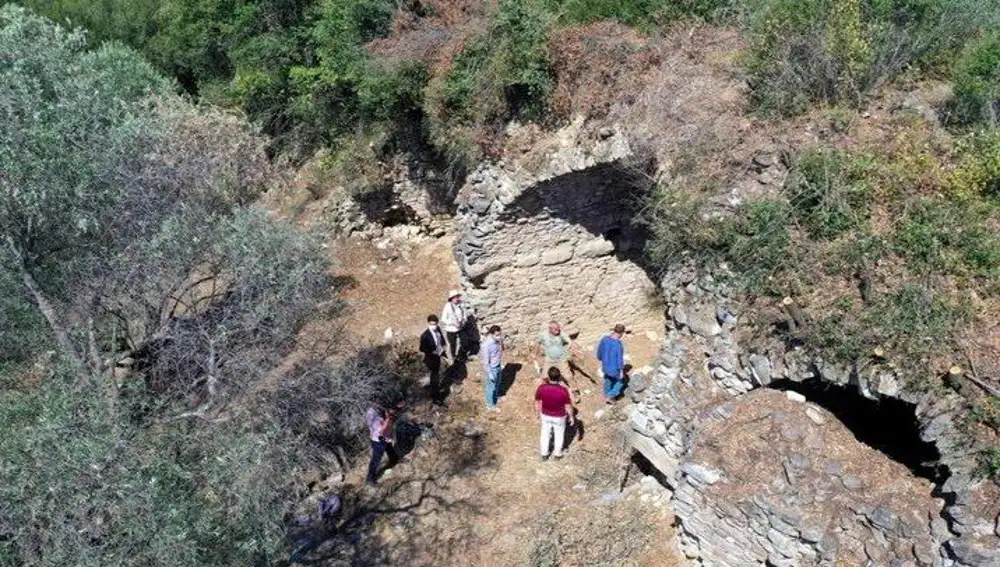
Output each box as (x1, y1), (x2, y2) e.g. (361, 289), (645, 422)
(453, 122), (662, 340)
(624, 266), (1000, 567)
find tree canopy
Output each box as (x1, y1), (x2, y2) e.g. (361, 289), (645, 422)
(0, 7), (347, 564)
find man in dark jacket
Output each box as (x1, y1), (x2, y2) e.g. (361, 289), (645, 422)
(419, 314), (447, 402)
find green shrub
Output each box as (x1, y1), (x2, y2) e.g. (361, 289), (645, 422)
(642, 190), (792, 293)
(641, 182), (730, 268)
(979, 447), (1000, 478)
(428, 0), (555, 162)
(948, 30), (1000, 128)
(0, 270), (50, 374)
(744, 0), (993, 116)
(786, 149), (874, 238)
(804, 282), (972, 375)
(724, 199), (794, 293)
(971, 396), (1000, 431)
(893, 197), (1000, 280)
(0, 377), (299, 566)
(551, 0), (727, 28)
(949, 129), (1000, 199)
(19, 0), (160, 50)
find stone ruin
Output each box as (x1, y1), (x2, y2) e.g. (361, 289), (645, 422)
(343, 117), (1000, 565)
(452, 122), (663, 340)
(626, 265), (1000, 567)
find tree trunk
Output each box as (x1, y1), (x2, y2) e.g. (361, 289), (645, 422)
(17, 262), (87, 378)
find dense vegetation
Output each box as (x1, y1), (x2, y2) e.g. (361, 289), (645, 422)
(2, 0), (999, 563)
(0, 7), (396, 565)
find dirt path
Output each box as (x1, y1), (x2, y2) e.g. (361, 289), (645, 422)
(313, 233), (684, 566)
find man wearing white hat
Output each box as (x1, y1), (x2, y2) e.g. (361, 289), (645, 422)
(440, 289), (469, 363)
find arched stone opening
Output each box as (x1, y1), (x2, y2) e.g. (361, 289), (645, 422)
(456, 162), (663, 340)
(768, 378), (946, 483)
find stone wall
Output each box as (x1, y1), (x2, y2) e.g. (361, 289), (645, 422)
(452, 121), (663, 339)
(624, 267), (1000, 567)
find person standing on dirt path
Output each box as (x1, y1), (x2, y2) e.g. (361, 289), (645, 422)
(535, 367), (575, 460)
(481, 325), (504, 412)
(440, 290), (469, 363)
(596, 324), (626, 404)
(419, 315), (447, 402)
(535, 321), (584, 392)
(365, 400), (402, 486)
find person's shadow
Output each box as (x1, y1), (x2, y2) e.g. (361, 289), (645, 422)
(443, 359), (468, 397)
(392, 419), (433, 459)
(619, 364), (633, 400)
(565, 409), (585, 449)
(498, 363), (522, 397)
(462, 315), (481, 360)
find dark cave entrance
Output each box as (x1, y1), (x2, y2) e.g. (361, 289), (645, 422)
(355, 186), (420, 227)
(504, 161), (659, 281)
(769, 379), (946, 483)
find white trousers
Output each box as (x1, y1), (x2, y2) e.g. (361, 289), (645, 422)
(539, 414), (567, 457)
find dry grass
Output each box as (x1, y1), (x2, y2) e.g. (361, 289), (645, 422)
(367, 0), (492, 68)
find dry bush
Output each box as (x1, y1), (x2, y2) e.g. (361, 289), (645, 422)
(548, 22), (661, 122)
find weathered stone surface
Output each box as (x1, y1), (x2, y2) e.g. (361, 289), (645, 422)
(513, 252), (540, 267)
(576, 236), (616, 258)
(681, 462), (722, 485)
(626, 429), (678, 485)
(749, 354), (772, 385)
(877, 372), (901, 397)
(805, 406), (826, 425)
(465, 258), (507, 280)
(841, 475), (862, 490)
(785, 391), (806, 403)
(946, 539), (1000, 566)
(869, 507), (898, 532)
(540, 243), (575, 265)
(686, 309), (722, 338)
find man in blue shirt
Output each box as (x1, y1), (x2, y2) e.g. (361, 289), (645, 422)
(595, 324), (626, 404)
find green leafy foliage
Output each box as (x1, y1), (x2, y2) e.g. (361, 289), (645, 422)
(427, 0), (555, 162)
(893, 197), (1000, 280)
(0, 271), (49, 374)
(0, 374), (298, 566)
(723, 199), (793, 293)
(948, 30), (1000, 128)
(17, 0), (160, 49)
(978, 447), (1000, 478)
(549, 0), (727, 28)
(0, 11), (374, 565)
(948, 129), (1000, 200)
(786, 149), (874, 239)
(743, 0), (996, 115)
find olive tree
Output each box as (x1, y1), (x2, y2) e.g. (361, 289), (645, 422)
(0, 8), (343, 565)
(0, 6), (331, 411)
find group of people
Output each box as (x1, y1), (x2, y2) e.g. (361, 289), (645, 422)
(366, 289), (628, 484)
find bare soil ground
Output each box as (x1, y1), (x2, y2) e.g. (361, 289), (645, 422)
(300, 233), (684, 566)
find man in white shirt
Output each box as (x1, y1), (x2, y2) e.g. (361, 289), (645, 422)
(440, 289), (468, 363)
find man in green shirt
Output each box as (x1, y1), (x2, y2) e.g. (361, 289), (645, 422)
(535, 321), (584, 390)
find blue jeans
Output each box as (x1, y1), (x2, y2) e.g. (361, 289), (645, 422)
(485, 365), (501, 408)
(366, 440), (398, 484)
(603, 374), (623, 399)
